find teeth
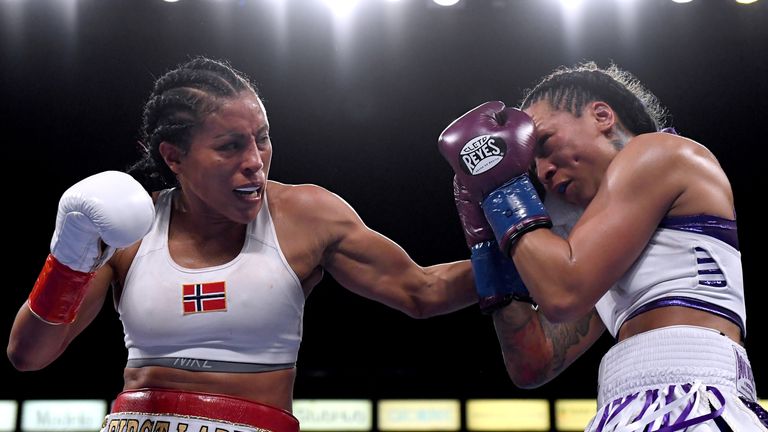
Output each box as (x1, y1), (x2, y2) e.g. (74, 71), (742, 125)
(234, 186), (260, 195)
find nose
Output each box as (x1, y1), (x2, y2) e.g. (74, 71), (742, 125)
(535, 157), (556, 188)
(242, 142), (264, 175)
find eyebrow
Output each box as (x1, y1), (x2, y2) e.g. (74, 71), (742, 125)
(213, 132), (243, 139)
(213, 125), (269, 140)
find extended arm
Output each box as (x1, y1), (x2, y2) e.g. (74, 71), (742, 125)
(308, 187), (476, 319)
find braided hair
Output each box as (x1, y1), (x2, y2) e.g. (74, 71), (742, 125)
(128, 56), (258, 191)
(520, 62), (667, 136)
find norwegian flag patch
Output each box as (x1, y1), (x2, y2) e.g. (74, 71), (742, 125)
(182, 282), (227, 314)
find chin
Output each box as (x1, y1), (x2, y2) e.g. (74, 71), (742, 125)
(230, 204), (263, 225)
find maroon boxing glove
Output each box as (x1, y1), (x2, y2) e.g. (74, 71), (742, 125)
(438, 101), (536, 200)
(438, 101), (551, 255)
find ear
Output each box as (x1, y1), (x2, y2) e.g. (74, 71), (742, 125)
(158, 141), (184, 175)
(591, 101), (616, 133)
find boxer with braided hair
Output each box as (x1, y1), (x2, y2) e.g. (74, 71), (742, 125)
(439, 62), (766, 431)
(9, 56), (477, 432)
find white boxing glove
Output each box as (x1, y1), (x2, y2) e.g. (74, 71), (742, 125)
(29, 171), (155, 324)
(50, 171), (155, 273)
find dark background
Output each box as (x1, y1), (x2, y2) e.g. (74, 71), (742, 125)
(1, 0), (766, 403)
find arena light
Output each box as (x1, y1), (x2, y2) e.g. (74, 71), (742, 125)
(21, 400), (107, 432)
(466, 399), (550, 431)
(559, 0), (585, 10)
(433, 0), (461, 6)
(735, 0), (758, 3)
(554, 399), (597, 432)
(293, 399), (373, 431)
(378, 399), (461, 431)
(0, 401), (18, 432)
(321, 0), (361, 17)
(671, 0), (694, 3)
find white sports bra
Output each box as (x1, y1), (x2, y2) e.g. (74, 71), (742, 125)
(119, 189), (305, 372)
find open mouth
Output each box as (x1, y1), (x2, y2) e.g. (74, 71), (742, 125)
(233, 185), (262, 197)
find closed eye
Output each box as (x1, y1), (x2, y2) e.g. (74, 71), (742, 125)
(535, 134), (552, 158)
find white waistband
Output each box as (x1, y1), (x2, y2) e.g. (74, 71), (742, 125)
(597, 326), (756, 406)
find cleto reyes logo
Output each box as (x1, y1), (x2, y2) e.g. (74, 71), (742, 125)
(459, 134), (507, 175)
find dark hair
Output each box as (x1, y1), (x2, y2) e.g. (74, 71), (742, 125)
(520, 61), (667, 136)
(128, 56), (258, 191)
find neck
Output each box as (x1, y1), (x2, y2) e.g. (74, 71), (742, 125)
(609, 123), (634, 150)
(171, 190), (247, 242)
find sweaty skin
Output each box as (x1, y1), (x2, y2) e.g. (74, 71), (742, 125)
(8, 92), (476, 412)
(488, 100), (741, 389)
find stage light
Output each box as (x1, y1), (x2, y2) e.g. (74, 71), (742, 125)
(555, 399), (597, 432)
(466, 399), (550, 431)
(21, 400), (107, 432)
(321, 0), (360, 17)
(294, 399), (373, 431)
(0, 401), (17, 432)
(378, 399), (461, 431)
(560, 0), (585, 10)
(433, 0), (461, 6)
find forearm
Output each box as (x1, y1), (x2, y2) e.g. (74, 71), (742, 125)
(8, 263), (112, 371)
(493, 304), (603, 387)
(492, 302), (557, 388)
(7, 305), (75, 371)
(418, 260), (477, 317)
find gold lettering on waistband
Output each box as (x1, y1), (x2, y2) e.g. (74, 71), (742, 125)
(104, 413), (272, 432)
(140, 420), (154, 432)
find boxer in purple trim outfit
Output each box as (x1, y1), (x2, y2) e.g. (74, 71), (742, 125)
(439, 61), (766, 431)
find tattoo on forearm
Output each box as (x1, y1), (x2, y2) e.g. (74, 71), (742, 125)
(495, 304), (534, 332)
(540, 311), (595, 372)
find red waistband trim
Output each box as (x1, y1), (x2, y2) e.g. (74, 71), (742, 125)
(111, 388), (299, 432)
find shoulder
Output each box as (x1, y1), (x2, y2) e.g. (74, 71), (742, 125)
(621, 132), (717, 168)
(268, 181), (353, 211)
(267, 181), (361, 225)
(611, 132), (720, 183)
(606, 132), (731, 216)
